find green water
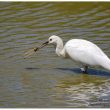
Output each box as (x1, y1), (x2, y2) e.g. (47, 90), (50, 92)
(0, 2), (110, 108)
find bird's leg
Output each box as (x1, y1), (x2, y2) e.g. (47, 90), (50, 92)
(81, 65), (88, 73)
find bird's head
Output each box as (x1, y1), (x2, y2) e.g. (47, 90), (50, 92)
(48, 35), (60, 45)
(39, 35), (61, 47)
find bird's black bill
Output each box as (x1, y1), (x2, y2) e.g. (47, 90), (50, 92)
(34, 41), (49, 52)
(24, 41), (48, 58)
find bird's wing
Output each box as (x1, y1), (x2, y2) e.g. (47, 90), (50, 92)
(65, 44), (107, 66)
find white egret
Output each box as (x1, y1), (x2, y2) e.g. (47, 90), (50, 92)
(24, 35), (110, 73)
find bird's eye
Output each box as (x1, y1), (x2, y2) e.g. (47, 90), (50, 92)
(50, 39), (52, 41)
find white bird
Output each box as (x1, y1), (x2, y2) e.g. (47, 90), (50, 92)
(24, 35), (110, 73)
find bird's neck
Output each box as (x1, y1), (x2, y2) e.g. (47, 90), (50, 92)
(56, 39), (64, 57)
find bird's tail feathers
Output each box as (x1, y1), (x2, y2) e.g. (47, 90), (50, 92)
(99, 56), (110, 71)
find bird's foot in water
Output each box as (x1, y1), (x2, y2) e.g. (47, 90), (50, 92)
(81, 66), (88, 73)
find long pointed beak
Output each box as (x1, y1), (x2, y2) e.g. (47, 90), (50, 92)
(24, 41), (49, 58)
(35, 41), (49, 51)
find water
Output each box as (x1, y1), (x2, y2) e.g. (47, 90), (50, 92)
(0, 2), (110, 108)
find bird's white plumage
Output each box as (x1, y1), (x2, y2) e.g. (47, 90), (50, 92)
(65, 39), (110, 68)
(48, 35), (110, 71)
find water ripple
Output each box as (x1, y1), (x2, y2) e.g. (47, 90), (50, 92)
(0, 2), (110, 108)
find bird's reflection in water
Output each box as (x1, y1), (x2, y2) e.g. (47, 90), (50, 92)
(54, 68), (110, 107)
(56, 67), (110, 77)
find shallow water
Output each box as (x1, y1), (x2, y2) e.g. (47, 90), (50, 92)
(0, 2), (110, 108)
